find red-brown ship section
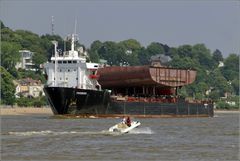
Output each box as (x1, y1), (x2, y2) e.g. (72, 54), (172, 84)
(97, 66), (196, 88)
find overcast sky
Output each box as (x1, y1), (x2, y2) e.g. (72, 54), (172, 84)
(0, 0), (239, 57)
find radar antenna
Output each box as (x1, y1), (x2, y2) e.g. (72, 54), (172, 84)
(51, 16), (55, 35)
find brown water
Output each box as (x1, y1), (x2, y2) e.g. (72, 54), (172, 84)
(1, 113), (239, 161)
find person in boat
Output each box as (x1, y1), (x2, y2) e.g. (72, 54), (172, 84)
(122, 117), (126, 124)
(125, 116), (131, 127)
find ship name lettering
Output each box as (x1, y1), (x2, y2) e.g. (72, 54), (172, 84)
(76, 92), (87, 95)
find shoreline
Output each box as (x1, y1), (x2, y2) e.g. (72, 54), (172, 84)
(214, 110), (240, 114)
(0, 107), (53, 115)
(0, 107), (239, 116)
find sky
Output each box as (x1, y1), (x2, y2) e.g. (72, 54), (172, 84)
(0, 0), (239, 57)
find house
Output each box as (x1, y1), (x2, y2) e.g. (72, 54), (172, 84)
(150, 54), (171, 67)
(15, 50), (36, 70)
(15, 78), (44, 98)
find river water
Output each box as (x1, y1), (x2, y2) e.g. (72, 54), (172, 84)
(1, 113), (239, 161)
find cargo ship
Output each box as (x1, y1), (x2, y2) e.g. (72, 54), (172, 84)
(44, 34), (213, 117)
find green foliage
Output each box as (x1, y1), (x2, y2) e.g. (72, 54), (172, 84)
(208, 69), (233, 95)
(88, 40), (102, 63)
(16, 96), (48, 107)
(0, 20), (6, 29)
(18, 69), (46, 83)
(146, 42), (165, 55)
(32, 52), (47, 70)
(221, 54), (239, 81)
(231, 79), (239, 95)
(1, 41), (21, 76)
(216, 101), (231, 109)
(119, 39), (141, 51)
(209, 90), (221, 101)
(177, 45), (192, 58)
(212, 49), (223, 64)
(215, 96), (239, 110)
(0, 67), (16, 105)
(137, 47), (149, 65)
(177, 87), (188, 98)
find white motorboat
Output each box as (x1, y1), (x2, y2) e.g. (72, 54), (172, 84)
(108, 121), (141, 133)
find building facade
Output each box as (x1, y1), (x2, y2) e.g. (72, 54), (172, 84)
(16, 50), (35, 70)
(15, 78), (44, 98)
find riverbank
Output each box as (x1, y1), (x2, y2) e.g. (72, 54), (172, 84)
(0, 107), (53, 115)
(0, 107), (239, 116)
(214, 110), (240, 114)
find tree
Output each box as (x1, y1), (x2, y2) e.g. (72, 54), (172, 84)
(1, 41), (21, 76)
(231, 79), (239, 95)
(192, 44), (214, 69)
(208, 69), (233, 96)
(0, 20), (6, 29)
(98, 41), (127, 65)
(212, 49), (223, 62)
(137, 47), (149, 65)
(32, 52), (47, 70)
(146, 42), (165, 56)
(90, 40), (103, 52)
(88, 50), (100, 63)
(118, 39), (142, 65)
(169, 56), (199, 69)
(89, 40), (103, 63)
(1, 26), (15, 42)
(177, 45), (192, 58)
(166, 47), (178, 58)
(40, 34), (64, 60)
(119, 39), (141, 51)
(0, 67), (16, 105)
(221, 54), (239, 81)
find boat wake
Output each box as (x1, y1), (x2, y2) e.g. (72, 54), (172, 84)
(7, 127), (153, 136)
(8, 130), (83, 136)
(128, 127), (154, 134)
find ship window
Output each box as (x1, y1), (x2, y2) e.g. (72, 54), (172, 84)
(74, 69), (76, 71)
(66, 78), (68, 80)
(60, 77), (62, 80)
(68, 69), (70, 72)
(52, 61), (55, 63)
(94, 65), (98, 67)
(60, 69), (62, 72)
(68, 61), (72, 64)
(63, 61), (67, 64)
(58, 61), (62, 64)
(76, 78), (78, 80)
(73, 61), (77, 63)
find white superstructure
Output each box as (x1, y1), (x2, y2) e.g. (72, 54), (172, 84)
(44, 34), (101, 90)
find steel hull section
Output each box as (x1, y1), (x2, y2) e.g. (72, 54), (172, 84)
(97, 66), (197, 88)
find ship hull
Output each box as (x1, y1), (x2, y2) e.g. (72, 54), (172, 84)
(43, 87), (110, 115)
(44, 87), (213, 117)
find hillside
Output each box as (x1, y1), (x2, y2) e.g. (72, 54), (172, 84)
(0, 20), (239, 109)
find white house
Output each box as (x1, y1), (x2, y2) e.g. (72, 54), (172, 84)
(15, 78), (44, 98)
(16, 50), (35, 70)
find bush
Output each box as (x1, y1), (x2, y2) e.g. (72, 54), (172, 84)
(16, 96), (47, 107)
(216, 101), (229, 109)
(216, 99), (239, 110)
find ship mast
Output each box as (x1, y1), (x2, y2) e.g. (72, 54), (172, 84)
(71, 34), (75, 52)
(51, 16), (55, 35)
(71, 19), (77, 52)
(52, 41), (58, 86)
